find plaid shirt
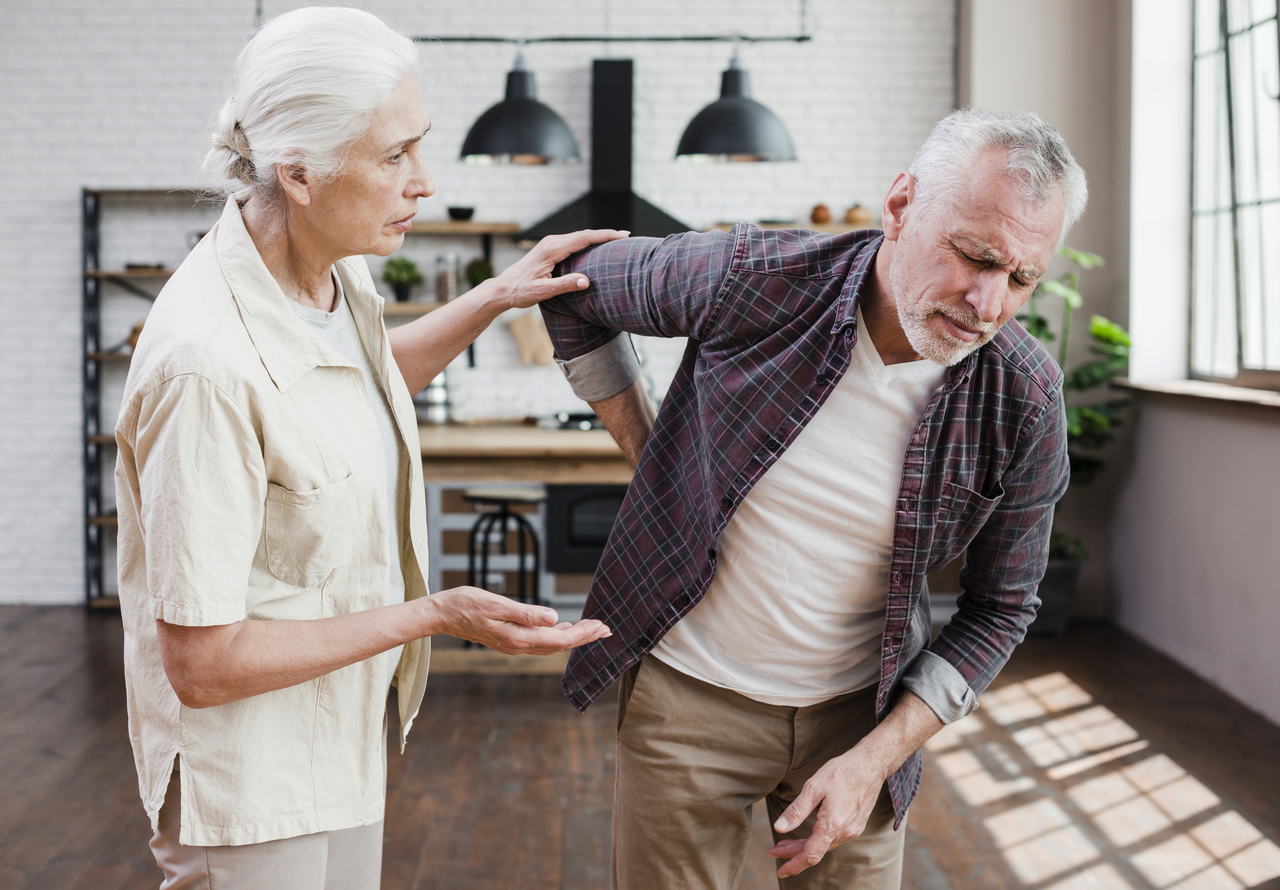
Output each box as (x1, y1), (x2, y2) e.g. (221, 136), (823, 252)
(542, 225), (1068, 823)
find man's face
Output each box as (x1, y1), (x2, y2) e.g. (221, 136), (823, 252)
(885, 149), (1064, 366)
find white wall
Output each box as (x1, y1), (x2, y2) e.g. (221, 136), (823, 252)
(960, 0), (1133, 617)
(0, 0), (955, 604)
(1112, 0), (1280, 726)
(1112, 398), (1280, 725)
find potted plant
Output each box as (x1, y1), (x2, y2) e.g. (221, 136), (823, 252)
(381, 256), (423, 302)
(1018, 247), (1131, 635)
(465, 256), (494, 290)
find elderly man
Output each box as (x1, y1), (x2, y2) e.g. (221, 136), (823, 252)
(540, 109), (1086, 888)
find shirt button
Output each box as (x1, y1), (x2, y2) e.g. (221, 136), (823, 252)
(766, 436), (780, 449)
(707, 547), (717, 560)
(892, 572), (903, 584)
(720, 496), (732, 510)
(816, 372), (830, 385)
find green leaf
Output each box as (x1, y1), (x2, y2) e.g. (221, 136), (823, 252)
(1048, 530), (1089, 561)
(1041, 279), (1084, 309)
(1064, 360), (1121, 392)
(1065, 405), (1082, 437)
(1016, 312), (1056, 342)
(381, 256), (424, 286)
(1067, 454), (1106, 487)
(1059, 247), (1105, 269)
(1089, 315), (1131, 347)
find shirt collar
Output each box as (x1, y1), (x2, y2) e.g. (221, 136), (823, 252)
(832, 231), (883, 336)
(215, 195), (386, 391)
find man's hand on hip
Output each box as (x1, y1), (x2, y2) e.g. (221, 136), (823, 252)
(767, 744), (890, 878)
(768, 690), (945, 878)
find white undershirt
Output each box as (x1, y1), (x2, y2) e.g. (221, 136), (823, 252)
(288, 274), (407, 691)
(651, 306), (948, 707)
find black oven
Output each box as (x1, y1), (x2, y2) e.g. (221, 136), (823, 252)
(544, 484), (630, 574)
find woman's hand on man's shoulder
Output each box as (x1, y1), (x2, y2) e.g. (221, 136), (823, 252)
(482, 229), (630, 311)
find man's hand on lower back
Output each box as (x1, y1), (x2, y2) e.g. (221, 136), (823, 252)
(589, 377), (656, 469)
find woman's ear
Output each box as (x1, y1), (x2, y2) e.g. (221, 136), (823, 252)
(880, 172), (915, 243)
(276, 162), (313, 207)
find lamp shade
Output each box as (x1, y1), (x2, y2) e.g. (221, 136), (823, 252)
(461, 69), (580, 165)
(676, 65), (796, 162)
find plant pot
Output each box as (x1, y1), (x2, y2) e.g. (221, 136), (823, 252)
(393, 284), (411, 303)
(1027, 558), (1081, 637)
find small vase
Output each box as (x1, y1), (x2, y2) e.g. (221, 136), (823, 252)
(394, 284), (411, 303)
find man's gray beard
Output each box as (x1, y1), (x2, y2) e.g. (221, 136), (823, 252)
(890, 267), (994, 366)
(897, 305), (991, 366)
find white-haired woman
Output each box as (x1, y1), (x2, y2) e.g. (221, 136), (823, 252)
(114, 7), (617, 887)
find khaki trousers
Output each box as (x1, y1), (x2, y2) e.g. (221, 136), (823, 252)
(613, 656), (906, 890)
(148, 765), (384, 890)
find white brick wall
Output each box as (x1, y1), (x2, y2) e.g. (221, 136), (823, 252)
(0, 0), (953, 604)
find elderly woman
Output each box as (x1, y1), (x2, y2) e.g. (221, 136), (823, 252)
(114, 7), (617, 887)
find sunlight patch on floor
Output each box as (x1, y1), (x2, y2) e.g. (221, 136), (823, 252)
(924, 672), (1280, 890)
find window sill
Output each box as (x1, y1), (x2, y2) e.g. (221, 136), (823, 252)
(1112, 378), (1280, 413)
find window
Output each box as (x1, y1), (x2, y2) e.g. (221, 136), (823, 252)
(1191, 0), (1280, 389)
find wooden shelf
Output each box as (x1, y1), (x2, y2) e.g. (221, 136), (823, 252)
(86, 434), (116, 445)
(409, 221), (522, 236)
(86, 187), (206, 199)
(88, 514), (117, 527)
(88, 595), (121, 610)
(384, 301), (445, 317)
(87, 268), (173, 278)
(86, 351), (131, 362)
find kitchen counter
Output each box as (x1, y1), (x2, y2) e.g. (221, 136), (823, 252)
(418, 424), (632, 484)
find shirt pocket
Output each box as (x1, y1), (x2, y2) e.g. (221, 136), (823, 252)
(933, 480), (1005, 555)
(264, 473), (357, 588)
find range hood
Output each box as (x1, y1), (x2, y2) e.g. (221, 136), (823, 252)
(518, 59), (692, 242)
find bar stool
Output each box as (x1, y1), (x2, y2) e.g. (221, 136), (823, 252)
(463, 485), (546, 606)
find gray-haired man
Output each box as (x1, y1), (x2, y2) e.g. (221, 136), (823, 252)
(541, 110), (1087, 888)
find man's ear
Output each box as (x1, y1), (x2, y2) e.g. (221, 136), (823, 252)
(881, 172), (915, 243)
(276, 162), (313, 207)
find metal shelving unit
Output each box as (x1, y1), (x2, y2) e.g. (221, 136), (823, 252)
(81, 188), (195, 609)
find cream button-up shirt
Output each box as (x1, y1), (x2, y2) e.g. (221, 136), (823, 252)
(114, 196), (431, 847)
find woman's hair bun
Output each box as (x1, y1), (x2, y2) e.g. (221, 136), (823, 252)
(208, 105), (255, 184)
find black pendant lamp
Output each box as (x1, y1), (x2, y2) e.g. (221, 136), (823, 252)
(676, 47), (797, 163)
(461, 49), (580, 166)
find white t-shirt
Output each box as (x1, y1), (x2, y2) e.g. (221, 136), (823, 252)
(288, 274), (407, 690)
(651, 306), (948, 706)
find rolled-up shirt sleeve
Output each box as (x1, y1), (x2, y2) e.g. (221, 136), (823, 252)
(128, 373), (266, 626)
(901, 650), (979, 723)
(556, 332), (643, 403)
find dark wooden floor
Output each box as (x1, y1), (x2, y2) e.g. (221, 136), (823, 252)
(2, 607), (1279, 890)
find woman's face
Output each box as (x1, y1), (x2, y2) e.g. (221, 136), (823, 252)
(301, 78), (435, 259)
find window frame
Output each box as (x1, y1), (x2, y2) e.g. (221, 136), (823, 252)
(1189, 0), (1280, 392)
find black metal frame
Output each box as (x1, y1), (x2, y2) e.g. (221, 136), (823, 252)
(82, 189), (106, 606)
(80, 188), (174, 607)
(466, 504), (541, 605)
(414, 0), (811, 46)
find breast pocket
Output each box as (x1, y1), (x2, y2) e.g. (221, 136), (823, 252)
(264, 473), (358, 588)
(933, 481), (1004, 556)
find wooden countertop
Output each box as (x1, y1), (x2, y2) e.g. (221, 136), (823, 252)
(418, 424), (631, 484)
(418, 424), (623, 458)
